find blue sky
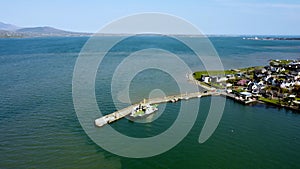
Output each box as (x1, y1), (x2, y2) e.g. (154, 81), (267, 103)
(1, 0), (300, 35)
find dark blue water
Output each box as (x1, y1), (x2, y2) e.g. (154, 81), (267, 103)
(0, 36), (300, 168)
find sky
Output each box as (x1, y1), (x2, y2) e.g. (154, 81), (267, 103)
(1, 0), (300, 35)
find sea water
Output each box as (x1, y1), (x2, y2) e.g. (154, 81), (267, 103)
(0, 36), (300, 168)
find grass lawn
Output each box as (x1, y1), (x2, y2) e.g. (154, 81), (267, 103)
(259, 97), (281, 105)
(233, 88), (245, 93)
(210, 82), (225, 89)
(270, 59), (293, 65)
(199, 81), (212, 88)
(193, 66), (264, 80)
(239, 66), (264, 72)
(193, 70), (235, 79)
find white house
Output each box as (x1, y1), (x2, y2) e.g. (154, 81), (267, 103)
(203, 76), (210, 83)
(240, 92), (252, 100)
(226, 83), (233, 87)
(280, 83), (287, 89)
(217, 77), (228, 82)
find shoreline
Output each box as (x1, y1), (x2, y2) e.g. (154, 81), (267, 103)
(190, 81), (300, 113)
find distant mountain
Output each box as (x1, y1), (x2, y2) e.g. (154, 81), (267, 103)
(0, 22), (91, 38)
(0, 22), (20, 31)
(17, 26), (73, 34)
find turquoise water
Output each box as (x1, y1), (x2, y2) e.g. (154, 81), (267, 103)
(0, 36), (300, 168)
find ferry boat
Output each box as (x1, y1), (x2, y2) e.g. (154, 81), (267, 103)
(130, 103), (158, 118)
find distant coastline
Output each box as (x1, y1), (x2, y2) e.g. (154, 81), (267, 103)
(0, 28), (92, 38)
(1, 21), (300, 39)
(0, 21), (92, 38)
(243, 36), (300, 41)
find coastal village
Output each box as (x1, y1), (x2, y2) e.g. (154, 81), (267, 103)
(193, 59), (300, 111)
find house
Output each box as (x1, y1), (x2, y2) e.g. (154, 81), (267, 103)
(272, 79), (279, 86)
(236, 72), (244, 78)
(261, 68), (267, 74)
(290, 71), (298, 76)
(271, 67), (277, 72)
(210, 76), (228, 83)
(277, 74), (286, 79)
(248, 82), (259, 94)
(286, 74), (294, 80)
(280, 83), (287, 89)
(226, 74), (235, 79)
(240, 92), (253, 100)
(237, 79), (248, 86)
(257, 81), (264, 86)
(247, 81), (265, 94)
(286, 62), (300, 72)
(264, 65), (271, 69)
(201, 75), (211, 83)
(226, 89), (233, 93)
(217, 76), (228, 82)
(289, 94), (296, 100)
(264, 75), (272, 83)
(293, 100), (300, 109)
(272, 62), (280, 67)
(210, 76), (218, 83)
(226, 83), (233, 87)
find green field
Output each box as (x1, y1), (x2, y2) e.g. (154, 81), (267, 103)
(259, 97), (281, 105)
(270, 59), (293, 66)
(193, 66), (263, 80)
